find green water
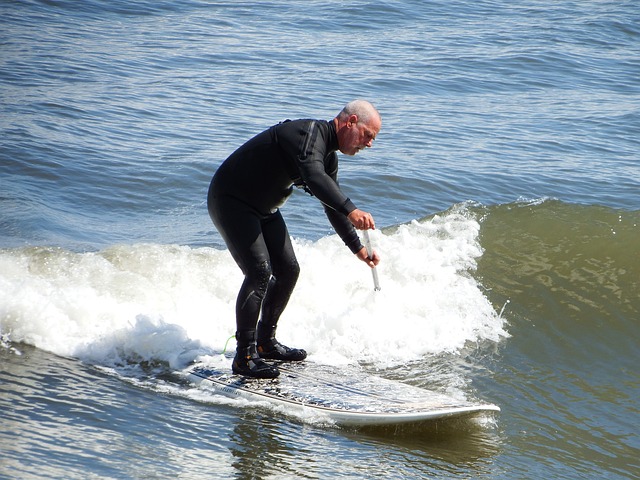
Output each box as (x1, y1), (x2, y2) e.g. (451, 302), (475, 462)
(473, 200), (639, 477)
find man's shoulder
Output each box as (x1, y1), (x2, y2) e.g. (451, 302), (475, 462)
(272, 118), (332, 146)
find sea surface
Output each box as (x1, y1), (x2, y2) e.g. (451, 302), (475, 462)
(1, 0), (639, 478)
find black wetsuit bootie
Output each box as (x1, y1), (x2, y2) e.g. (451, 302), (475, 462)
(232, 330), (279, 379)
(256, 321), (307, 362)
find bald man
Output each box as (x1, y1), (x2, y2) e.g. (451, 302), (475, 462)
(208, 100), (382, 378)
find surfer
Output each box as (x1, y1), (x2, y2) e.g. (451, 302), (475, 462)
(208, 100), (382, 378)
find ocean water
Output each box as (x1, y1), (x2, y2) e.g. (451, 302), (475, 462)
(1, 0), (639, 478)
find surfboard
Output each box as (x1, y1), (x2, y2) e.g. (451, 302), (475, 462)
(188, 361), (500, 427)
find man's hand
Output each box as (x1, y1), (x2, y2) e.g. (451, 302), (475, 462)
(348, 208), (375, 230)
(356, 246), (380, 268)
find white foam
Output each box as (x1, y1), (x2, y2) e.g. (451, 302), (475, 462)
(0, 207), (508, 370)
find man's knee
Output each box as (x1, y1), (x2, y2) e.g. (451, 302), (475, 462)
(247, 260), (273, 299)
(274, 257), (300, 287)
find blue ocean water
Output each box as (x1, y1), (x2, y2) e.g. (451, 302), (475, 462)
(1, 1), (639, 479)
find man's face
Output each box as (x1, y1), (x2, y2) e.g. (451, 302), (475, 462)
(338, 115), (381, 156)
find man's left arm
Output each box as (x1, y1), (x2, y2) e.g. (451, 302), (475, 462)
(296, 123), (357, 216)
(321, 152), (363, 253)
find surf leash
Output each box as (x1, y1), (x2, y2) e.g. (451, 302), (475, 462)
(221, 334), (235, 354)
(363, 230), (381, 291)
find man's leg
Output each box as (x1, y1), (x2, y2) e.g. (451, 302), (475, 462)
(257, 211), (307, 361)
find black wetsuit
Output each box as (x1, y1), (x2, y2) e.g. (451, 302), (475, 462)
(207, 119), (363, 333)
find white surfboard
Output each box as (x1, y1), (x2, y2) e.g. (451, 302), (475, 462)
(188, 361), (499, 427)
